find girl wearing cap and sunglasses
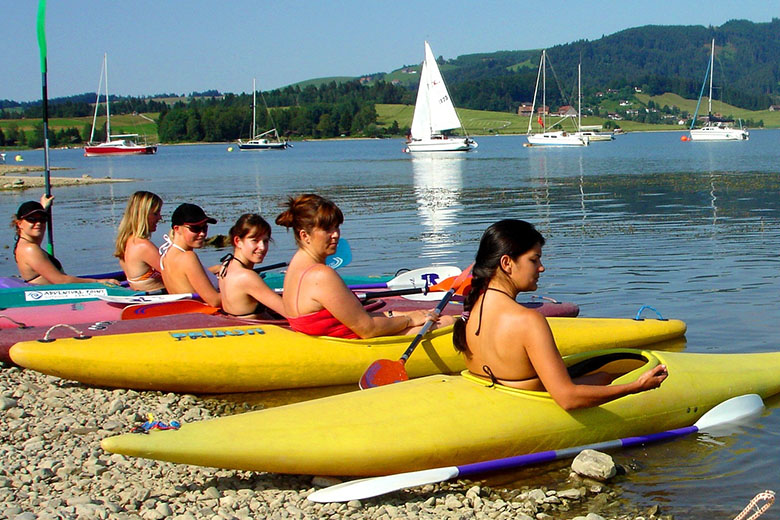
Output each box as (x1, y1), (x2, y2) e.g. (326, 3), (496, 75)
(159, 203), (221, 308)
(11, 194), (119, 286)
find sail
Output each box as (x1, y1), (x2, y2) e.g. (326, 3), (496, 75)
(411, 41), (461, 140)
(410, 60), (431, 140)
(423, 42), (461, 133)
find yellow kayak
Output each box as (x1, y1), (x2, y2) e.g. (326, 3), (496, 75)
(11, 317), (686, 393)
(101, 348), (780, 476)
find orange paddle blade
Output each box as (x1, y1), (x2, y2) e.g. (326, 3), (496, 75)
(429, 274), (473, 296)
(121, 300), (220, 320)
(359, 359), (409, 389)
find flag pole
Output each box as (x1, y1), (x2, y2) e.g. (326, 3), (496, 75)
(36, 0), (54, 254)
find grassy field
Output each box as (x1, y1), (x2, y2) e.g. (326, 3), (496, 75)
(376, 104), (683, 135)
(0, 113), (159, 143)
(635, 93), (780, 126)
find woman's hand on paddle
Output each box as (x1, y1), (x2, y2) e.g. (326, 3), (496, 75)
(635, 364), (668, 392)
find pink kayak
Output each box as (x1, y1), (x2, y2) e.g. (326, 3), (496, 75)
(0, 313), (256, 364)
(373, 296), (580, 318)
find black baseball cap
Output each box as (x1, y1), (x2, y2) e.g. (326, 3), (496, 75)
(171, 203), (217, 226)
(16, 201), (47, 220)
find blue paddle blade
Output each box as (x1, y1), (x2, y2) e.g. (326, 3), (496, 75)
(326, 238), (352, 269)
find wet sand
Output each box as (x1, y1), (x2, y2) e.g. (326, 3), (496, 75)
(0, 165), (132, 191)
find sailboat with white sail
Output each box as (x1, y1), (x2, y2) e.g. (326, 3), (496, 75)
(237, 79), (288, 151)
(406, 41), (477, 153)
(84, 54), (157, 157)
(689, 39), (748, 141)
(526, 50), (588, 147)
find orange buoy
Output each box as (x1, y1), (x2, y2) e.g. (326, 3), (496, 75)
(680, 135), (689, 142)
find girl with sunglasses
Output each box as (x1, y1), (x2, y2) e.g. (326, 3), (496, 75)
(11, 195), (119, 285)
(159, 203), (221, 308)
(114, 191), (165, 292)
(217, 213), (285, 319)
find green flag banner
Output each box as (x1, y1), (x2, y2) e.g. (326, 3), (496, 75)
(37, 0), (47, 73)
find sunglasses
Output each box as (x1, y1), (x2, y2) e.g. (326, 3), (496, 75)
(184, 223), (208, 234)
(23, 215), (47, 224)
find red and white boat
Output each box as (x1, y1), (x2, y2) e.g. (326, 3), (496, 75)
(84, 53), (157, 157)
(84, 136), (157, 156)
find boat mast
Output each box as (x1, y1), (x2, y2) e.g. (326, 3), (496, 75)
(708, 39), (714, 116)
(542, 50), (546, 130)
(252, 78), (257, 139)
(527, 50), (544, 134)
(578, 61), (582, 130)
(89, 54), (106, 144)
(104, 54), (111, 140)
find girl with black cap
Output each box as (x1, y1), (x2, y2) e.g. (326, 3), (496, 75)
(11, 194), (119, 285)
(159, 203), (221, 308)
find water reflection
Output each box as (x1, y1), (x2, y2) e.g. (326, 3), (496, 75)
(411, 154), (464, 258)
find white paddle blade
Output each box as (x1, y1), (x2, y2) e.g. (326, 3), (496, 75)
(386, 266), (461, 291)
(695, 394), (764, 432)
(307, 467), (459, 503)
(96, 293), (193, 304)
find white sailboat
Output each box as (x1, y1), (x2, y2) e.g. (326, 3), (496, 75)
(689, 39), (748, 141)
(406, 41), (477, 153)
(237, 78), (288, 151)
(84, 54), (157, 157)
(573, 63), (613, 142)
(526, 50), (588, 147)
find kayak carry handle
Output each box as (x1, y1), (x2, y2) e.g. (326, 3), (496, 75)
(634, 305), (667, 321)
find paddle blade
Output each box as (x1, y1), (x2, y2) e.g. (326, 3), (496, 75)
(121, 300), (220, 320)
(694, 393), (764, 432)
(358, 359), (409, 390)
(308, 467), (459, 503)
(326, 238), (351, 269)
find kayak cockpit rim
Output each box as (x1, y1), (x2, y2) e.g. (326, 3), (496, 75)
(461, 349), (655, 397)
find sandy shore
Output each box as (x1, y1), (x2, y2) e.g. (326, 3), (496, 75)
(0, 165), (132, 191)
(0, 362), (677, 520)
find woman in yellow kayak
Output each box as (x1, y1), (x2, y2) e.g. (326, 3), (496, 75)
(12, 195), (119, 285)
(453, 219), (667, 410)
(114, 191), (165, 292)
(276, 193), (453, 339)
(159, 203), (221, 308)
(217, 213), (285, 319)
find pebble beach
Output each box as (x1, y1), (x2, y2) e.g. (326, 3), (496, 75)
(0, 362), (678, 520)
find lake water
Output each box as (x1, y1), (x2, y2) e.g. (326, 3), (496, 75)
(3, 131), (780, 517)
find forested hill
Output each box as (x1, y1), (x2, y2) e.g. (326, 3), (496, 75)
(437, 19), (780, 111)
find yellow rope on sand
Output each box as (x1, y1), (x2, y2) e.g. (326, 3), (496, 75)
(734, 490), (775, 520)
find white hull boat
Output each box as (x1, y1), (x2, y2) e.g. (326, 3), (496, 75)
(689, 39), (749, 142)
(406, 41), (476, 153)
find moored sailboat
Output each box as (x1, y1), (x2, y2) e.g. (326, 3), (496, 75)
(689, 39), (748, 142)
(526, 50), (588, 147)
(406, 41), (477, 153)
(83, 54), (157, 157)
(237, 79), (288, 151)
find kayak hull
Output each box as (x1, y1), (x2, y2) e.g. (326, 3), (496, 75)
(101, 349), (780, 476)
(11, 318), (686, 393)
(0, 283), (137, 309)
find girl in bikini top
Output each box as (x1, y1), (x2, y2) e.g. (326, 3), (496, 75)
(453, 219), (667, 410)
(217, 214), (285, 320)
(275, 193), (442, 339)
(114, 191), (165, 292)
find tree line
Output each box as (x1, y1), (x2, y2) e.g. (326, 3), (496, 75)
(157, 80), (413, 142)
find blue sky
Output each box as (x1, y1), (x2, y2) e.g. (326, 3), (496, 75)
(4, 1), (775, 102)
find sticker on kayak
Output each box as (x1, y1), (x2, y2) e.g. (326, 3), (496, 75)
(170, 328), (265, 341)
(25, 288), (109, 301)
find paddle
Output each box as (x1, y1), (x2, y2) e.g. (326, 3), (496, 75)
(81, 261), (289, 285)
(348, 266), (461, 291)
(326, 239), (351, 269)
(358, 264), (474, 389)
(307, 393), (765, 503)
(356, 273), (471, 301)
(36, 0), (54, 256)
